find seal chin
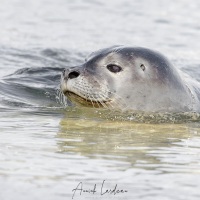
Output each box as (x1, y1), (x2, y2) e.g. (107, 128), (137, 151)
(64, 91), (111, 108)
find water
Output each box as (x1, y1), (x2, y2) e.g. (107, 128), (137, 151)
(1, 0), (200, 199)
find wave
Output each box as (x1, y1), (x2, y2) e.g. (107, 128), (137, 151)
(0, 47), (85, 109)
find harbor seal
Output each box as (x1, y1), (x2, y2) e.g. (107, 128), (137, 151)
(60, 46), (200, 112)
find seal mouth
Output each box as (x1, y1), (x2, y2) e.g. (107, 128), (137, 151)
(64, 91), (111, 108)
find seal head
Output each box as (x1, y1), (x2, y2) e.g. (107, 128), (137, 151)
(61, 46), (200, 112)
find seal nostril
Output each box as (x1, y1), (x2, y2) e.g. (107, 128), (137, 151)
(68, 71), (80, 79)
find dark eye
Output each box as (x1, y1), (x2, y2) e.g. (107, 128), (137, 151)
(140, 64), (145, 71)
(107, 64), (122, 73)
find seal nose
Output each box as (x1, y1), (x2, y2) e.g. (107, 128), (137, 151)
(68, 71), (80, 79)
(62, 67), (81, 80)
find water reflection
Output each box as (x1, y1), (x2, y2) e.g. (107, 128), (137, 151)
(57, 108), (200, 173)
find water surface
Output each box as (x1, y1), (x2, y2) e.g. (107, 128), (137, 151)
(1, 0), (200, 200)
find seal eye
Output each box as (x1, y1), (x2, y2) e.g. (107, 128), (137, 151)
(107, 64), (122, 73)
(140, 64), (145, 71)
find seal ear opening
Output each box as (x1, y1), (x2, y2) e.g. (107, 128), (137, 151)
(140, 64), (146, 71)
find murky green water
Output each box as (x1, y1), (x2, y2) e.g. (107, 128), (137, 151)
(1, 0), (200, 199)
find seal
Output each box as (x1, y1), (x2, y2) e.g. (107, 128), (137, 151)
(60, 46), (200, 112)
